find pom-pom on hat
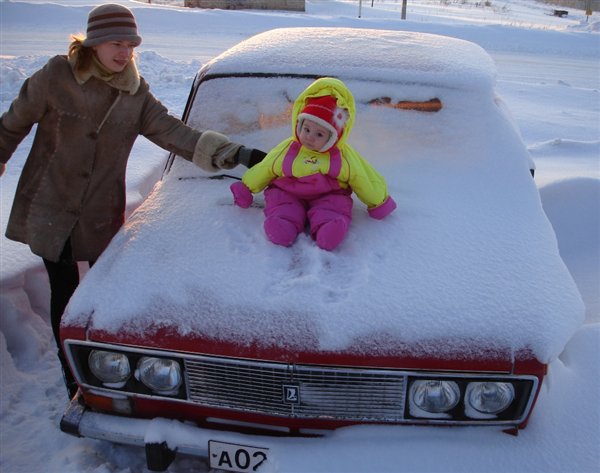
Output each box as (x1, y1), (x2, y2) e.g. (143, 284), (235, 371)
(297, 95), (349, 152)
(83, 4), (142, 47)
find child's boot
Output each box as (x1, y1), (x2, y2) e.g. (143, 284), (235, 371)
(264, 216), (300, 247)
(314, 218), (348, 251)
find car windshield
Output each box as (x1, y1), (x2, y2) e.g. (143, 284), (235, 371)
(185, 76), (444, 173)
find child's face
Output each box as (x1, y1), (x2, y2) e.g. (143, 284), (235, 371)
(298, 119), (331, 151)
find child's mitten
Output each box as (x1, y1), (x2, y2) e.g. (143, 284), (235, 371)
(230, 181), (253, 208)
(368, 196), (397, 220)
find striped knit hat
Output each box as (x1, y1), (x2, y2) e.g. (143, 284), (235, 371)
(83, 4), (142, 47)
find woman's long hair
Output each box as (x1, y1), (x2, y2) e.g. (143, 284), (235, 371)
(68, 34), (94, 73)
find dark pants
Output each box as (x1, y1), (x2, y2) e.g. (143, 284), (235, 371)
(42, 239), (94, 397)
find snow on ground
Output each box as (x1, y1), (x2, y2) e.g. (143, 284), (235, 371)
(0, 1), (599, 472)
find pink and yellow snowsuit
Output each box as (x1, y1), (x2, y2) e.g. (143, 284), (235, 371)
(231, 77), (396, 250)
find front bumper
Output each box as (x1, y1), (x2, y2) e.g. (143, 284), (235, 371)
(60, 394), (278, 471)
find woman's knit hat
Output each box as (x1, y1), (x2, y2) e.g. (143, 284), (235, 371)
(297, 95), (349, 152)
(82, 4), (142, 47)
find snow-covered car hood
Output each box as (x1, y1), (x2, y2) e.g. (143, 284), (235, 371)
(63, 28), (584, 364)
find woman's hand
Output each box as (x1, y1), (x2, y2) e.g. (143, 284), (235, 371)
(193, 130), (241, 172)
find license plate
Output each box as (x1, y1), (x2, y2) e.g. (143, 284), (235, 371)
(208, 440), (269, 472)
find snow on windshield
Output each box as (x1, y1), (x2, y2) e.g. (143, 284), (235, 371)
(64, 40), (584, 364)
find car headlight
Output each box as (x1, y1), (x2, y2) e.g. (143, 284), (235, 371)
(410, 380), (460, 414)
(466, 381), (515, 415)
(88, 350), (131, 387)
(135, 357), (182, 395)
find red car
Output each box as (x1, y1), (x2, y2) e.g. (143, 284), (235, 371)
(60, 28), (584, 472)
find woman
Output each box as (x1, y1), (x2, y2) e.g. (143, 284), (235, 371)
(0, 3), (264, 397)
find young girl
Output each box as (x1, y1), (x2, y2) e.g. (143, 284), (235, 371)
(231, 77), (396, 250)
(0, 3), (262, 397)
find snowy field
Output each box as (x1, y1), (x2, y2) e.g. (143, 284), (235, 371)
(0, 1), (598, 472)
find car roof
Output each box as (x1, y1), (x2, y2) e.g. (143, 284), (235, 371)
(201, 27), (496, 92)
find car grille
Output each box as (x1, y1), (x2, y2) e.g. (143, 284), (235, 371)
(185, 356), (406, 422)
